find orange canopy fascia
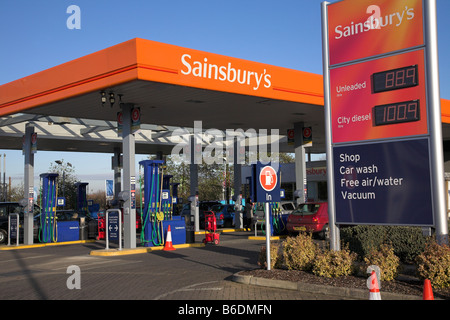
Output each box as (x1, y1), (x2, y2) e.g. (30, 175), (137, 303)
(0, 38), (324, 117)
(1, 37), (449, 123)
(441, 99), (450, 123)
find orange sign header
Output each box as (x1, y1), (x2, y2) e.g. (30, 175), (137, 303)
(327, 0), (424, 65)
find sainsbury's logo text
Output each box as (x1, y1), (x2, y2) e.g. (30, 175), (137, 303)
(181, 54), (272, 91)
(334, 5), (415, 40)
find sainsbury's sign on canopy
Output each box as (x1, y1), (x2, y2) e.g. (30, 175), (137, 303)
(180, 53), (272, 91)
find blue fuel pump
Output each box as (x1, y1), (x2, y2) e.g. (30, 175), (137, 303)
(171, 182), (180, 215)
(139, 160), (186, 247)
(75, 182), (89, 216)
(39, 173), (59, 243)
(139, 160), (164, 246)
(161, 174), (173, 220)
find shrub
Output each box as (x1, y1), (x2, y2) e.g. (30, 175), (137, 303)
(415, 240), (450, 288)
(340, 225), (386, 258)
(340, 225), (427, 263)
(283, 233), (318, 271)
(312, 245), (357, 278)
(258, 242), (283, 269)
(362, 243), (400, 281)
(383, 226), (427, 263)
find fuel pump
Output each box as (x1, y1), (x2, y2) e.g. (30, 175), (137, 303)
(162, 175), (173, 220)
(75, 182), (89, 216)
(189, 192), (199, 232)
(139, 160), (164, 246)
(271, 202), (286, 235)
(39, 173), (58, 243)
(246, 175), (255, 203)
(75, 182), (89, 240)
(171, 182), (180, 215)
(139, 159), (188, 247)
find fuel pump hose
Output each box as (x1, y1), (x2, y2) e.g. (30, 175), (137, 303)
(152, 165), (164, 246)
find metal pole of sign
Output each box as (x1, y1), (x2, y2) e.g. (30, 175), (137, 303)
(321, 1), (340, 251)
(265, 202), (271, 271)
(106, 211), (109, 250)
(424, 0), (449, 245)
(119, 210), (122, 251)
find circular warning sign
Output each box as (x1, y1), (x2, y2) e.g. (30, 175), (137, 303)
(303, 127), (312, 139)
(117, 112), (123, 124)
(131, 107), (140, 122)
(259, 166), (278, 192)
(31, 133), (37, 144)
(287, 129), (295, 140)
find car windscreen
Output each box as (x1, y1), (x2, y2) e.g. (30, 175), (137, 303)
(282, 203), (295, 210)
(291, 204), (321, 216)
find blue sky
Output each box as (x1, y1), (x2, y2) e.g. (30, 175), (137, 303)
(1, 0), (450, 192)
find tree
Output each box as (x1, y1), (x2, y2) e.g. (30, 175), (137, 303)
(47, 160), (78, 210)
(8, 183), (24, 202)
(88, 190), (106, 210)
(198, 160), (226, 201)
(162, 156), (190, 201)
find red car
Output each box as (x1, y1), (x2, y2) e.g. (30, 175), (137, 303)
(286, 202), (329, 240)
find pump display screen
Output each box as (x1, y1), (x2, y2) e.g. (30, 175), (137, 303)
(373, 100), (420, 126)
(372, 65), (418, 93)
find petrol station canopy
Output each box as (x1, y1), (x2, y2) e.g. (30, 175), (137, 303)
(0, 37), (449, 155)
(0, 38), (324, 154)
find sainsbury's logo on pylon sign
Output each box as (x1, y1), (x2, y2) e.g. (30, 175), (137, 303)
(180, 53), (272, 91)
(334, 5), (415, 40)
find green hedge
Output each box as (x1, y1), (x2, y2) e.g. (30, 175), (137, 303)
(340, 225), (428, 263)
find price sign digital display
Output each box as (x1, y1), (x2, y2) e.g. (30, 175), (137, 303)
(372, 65), (418, 93)
(330, 49), (427, 143)
(373, 100), (420, 126)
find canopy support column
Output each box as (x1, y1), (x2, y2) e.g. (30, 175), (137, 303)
(23, 124), (35, 245)
(121, 103), (136, 249)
